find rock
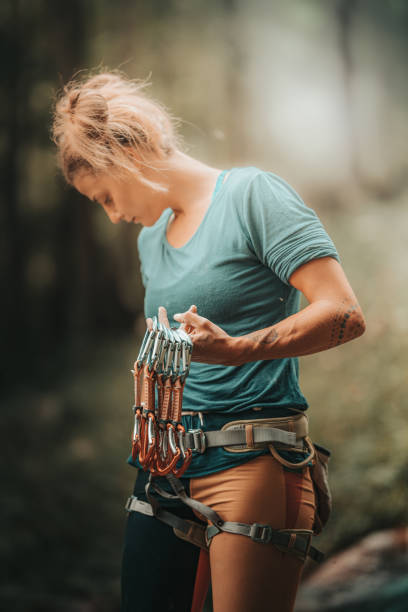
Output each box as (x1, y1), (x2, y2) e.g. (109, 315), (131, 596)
(295, 527), (408, 611)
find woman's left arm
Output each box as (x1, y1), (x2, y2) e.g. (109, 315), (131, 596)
(171, 256), (366, 366)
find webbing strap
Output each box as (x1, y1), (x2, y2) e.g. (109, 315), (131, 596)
(124, 492), (324, 563)
(125, 495), (207, 549)
(206, 523), (324, 563)
(164, 475), (324, 563)
(183, 426), (297, 453)
(166, 475), (324, 562)
(126, 472), (324, 563)
(166, 473), (225, 528)
(143, 472), (222, 545)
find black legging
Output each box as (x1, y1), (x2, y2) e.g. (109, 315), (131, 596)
(121, 468), (204, 612)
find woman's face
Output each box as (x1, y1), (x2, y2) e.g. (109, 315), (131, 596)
(73, 170), (165, 226)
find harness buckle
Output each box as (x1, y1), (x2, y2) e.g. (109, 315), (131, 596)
(249, 523), (273, 544)
(125, 496), (134, 513)
(190, 429), (207, 454)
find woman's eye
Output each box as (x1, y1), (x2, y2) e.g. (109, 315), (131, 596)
(104, 196), (113, 207)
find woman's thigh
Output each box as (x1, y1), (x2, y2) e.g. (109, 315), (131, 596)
(189, 454), (316, 612)
(121, 469), (201, 612)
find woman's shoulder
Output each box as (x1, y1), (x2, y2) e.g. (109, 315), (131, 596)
(228, 166), (299, 198)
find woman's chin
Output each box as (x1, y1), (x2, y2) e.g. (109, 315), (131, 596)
(141, 216), (159, 227)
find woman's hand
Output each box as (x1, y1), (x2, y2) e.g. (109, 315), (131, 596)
(146, 305), (245, 366)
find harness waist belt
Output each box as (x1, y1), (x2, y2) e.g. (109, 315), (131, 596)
(183, 426), (299, 453)
(183, 413), (309, 453)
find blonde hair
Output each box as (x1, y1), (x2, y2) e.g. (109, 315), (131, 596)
(51, 69), (184, 192)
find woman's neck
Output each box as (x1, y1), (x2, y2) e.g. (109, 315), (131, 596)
(141, 150), (224, 219)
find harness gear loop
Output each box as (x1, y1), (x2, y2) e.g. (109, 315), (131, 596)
(268, 435), (315, 469)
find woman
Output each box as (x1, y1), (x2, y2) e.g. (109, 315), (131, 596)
(52, 70), (366, 612)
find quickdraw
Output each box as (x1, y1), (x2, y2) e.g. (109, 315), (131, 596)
(130, 317), (193, 477)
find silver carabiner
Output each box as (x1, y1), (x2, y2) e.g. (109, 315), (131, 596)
(178, 428), (186, 460)
(142, 316), (158, 367)
(171, 329), (182, 380)
(176, 327), (193, 382)
(168, 426), (178, 455)
(135, 327), (151, 367)
(132, 411), (141, 441)
(150, 320), (165, 371)
(164, 327), (177, 376)
(156, 324), (170, 374)
(147, 415), (155, 446)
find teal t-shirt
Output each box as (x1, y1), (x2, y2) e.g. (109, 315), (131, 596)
(128, 166), (340, 477)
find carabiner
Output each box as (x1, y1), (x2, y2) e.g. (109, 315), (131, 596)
(140, 317), (157, 369)
(172, 423), (193, 477)
(149, 320), (165, 372)
(156, 324), (170, 375)
(163, 328), (177, 377)
(129, 317), (195, 476)
(170, 329), (182, 382)
(139, 411), (157, 469)
(153, 422), (181, 476)
(176, 327), (193, 383)
(131, 404), (142, 461)
(135, 327), (150, 368)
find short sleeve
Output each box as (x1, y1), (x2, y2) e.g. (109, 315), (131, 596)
(240, 171), (340, 285)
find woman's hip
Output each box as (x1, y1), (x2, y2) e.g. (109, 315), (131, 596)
(189, 452), (316, 530)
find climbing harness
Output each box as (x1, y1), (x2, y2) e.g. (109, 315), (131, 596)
(126, 318), (331, 564)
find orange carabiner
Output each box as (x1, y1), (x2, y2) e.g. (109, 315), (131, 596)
(131, 361), (144, 460)
(153, 422), (181, 475)
(172, 423), (193, 477)
(139, 411), (157, 469)
(131, 406), (142, 461)
(138, 363), (157, 470)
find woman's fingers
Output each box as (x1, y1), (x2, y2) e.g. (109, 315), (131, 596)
(184, 305), (197, 333)
(158, 306), (170, 328)
(146, 305), (198, 333)
(174, 307), (207, 331)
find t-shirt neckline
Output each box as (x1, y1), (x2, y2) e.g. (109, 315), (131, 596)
(163, 169), (232, 251)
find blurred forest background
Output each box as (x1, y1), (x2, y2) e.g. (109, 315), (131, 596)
(1, 0), (407, 610)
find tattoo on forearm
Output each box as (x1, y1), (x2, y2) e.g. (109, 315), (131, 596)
(249, 328), (279, 345)
(329, 299), (364, 347)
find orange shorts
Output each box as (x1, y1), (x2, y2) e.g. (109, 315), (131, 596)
(189, 452), (316, 612)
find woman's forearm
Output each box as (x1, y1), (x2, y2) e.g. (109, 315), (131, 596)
(234, 298), (366, 362)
